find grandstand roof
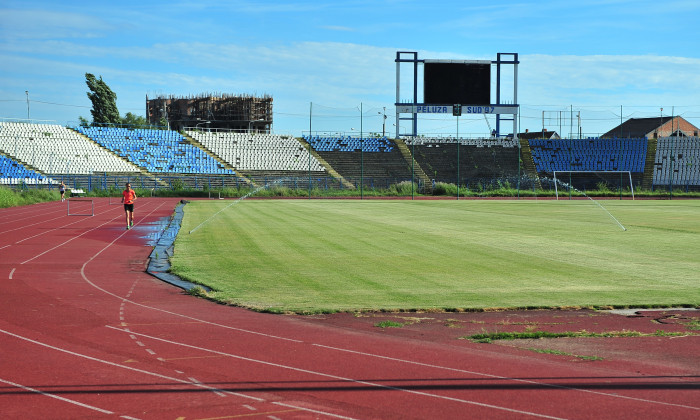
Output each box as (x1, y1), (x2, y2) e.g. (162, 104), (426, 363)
(601, 116), (698, 139)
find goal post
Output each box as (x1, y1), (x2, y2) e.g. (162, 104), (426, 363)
(553, 171), (634, 200)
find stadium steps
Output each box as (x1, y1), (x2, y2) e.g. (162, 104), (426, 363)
(297, 138), (355, 189)
(393, 138), (433, 193)
(180, 132), (240, 174)
(179, 131), (255, 188)
(641, 138), (657, 190)
(519, 138), (542, 189)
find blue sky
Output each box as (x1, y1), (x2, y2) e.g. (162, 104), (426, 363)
(1, 0), (699, 137)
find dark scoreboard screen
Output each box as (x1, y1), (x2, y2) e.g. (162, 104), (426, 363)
(423, 62), (491, 105)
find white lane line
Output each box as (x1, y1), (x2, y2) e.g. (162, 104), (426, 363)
(66, 200), (301, 343)
(65, 199), (699, 414)
(313, 343), (700, 410)
(0, 327), (265, 403)
(79, 250), (302, 343)
(14, 204), (119, 244)
(9, 268), (15, 279)
(20, 214), (123, 264)
(271, 402), (357, 420)
(188, 377), (226, 397)
(0, 203), (68, 227)
(1, 212), (73, 237)
(18, 199), (160, 265)
(3, 326), (354, 419)
(106, 326), (565, 419)
(0, 377), (115, 415)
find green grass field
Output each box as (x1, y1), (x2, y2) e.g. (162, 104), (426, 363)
(170, 199), (700, 313)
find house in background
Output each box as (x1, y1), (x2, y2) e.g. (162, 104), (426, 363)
(602, 116), (699, 139)
(517, 129), (560, 140)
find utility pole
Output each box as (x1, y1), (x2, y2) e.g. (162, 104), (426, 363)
(379, 107), (387, 137)
(25, 91), (30, 120)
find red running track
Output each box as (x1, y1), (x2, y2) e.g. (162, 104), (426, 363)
(0, 197), (698, 419)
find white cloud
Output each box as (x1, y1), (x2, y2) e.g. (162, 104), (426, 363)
(2, 35), (699, 136)
(0, 9), (111, 40)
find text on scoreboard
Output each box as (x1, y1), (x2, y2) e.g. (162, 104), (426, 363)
(396, 105), (517, 115)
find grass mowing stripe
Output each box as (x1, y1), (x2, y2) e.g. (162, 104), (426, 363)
(171, 200), (700, 313)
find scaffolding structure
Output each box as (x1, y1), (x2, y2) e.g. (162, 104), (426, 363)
(146, 93), (273, 132)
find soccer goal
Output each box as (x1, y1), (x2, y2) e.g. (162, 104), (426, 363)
(67, 198), (95, 216)
(208, 190), (223, 200)
(553, 171), (634, 200)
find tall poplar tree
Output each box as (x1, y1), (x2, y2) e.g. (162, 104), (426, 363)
(85, 73), (120, 125)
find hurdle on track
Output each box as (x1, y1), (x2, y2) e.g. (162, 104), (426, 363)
(67, 198), (95, 216)
(108, 195), (122, 205)
(208, 190), (223, 200)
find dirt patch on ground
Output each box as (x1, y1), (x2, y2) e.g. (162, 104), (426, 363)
(292, 308), (700, 376)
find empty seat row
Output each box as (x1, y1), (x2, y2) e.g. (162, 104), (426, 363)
(530, 138), (648, 173)
(304, 135), (395, 152)
(408, 137), (518, 148)
(653, 137), (700, 186)
(0, 123), (141, 174)
(79, 127), (235, 175)
(188, 130), (324, 171)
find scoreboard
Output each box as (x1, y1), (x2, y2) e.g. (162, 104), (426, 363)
(423, 60), (491, 106)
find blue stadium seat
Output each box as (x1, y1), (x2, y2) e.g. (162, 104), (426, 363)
(77, 127), (235, 175)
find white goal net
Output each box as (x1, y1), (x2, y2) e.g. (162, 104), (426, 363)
(552, 171), (634, 200)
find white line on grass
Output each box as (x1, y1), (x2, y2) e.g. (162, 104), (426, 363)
(76, 200), (698, 413)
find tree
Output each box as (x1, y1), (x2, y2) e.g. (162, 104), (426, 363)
(85, 73), (120, 125)
(121, 112), (149, 128)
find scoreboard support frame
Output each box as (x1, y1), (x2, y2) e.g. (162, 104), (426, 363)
(394, 51), (519, 139)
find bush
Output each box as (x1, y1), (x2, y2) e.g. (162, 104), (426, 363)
(388, 181), (418, 196)
(432, 182), (458, 196)
(0, 186), (60, 208)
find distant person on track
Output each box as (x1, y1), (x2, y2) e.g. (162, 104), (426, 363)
(59, 182), (66, 202)
(121, 182), (137, 230)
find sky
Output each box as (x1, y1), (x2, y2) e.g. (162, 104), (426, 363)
(1, 0), (699, 138)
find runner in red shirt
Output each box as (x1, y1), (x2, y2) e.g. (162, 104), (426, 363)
(121, 182), (137, 230)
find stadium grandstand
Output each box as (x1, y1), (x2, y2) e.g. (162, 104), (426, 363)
(1, 120), (700, 193)
(188, 130), (328, 188)
(0, 153), (50, 186)
(303, 134), (414, 189)
(76, 126), (235, 175)
(405, 137), (523, 190)
(654, 136), (700, 187)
